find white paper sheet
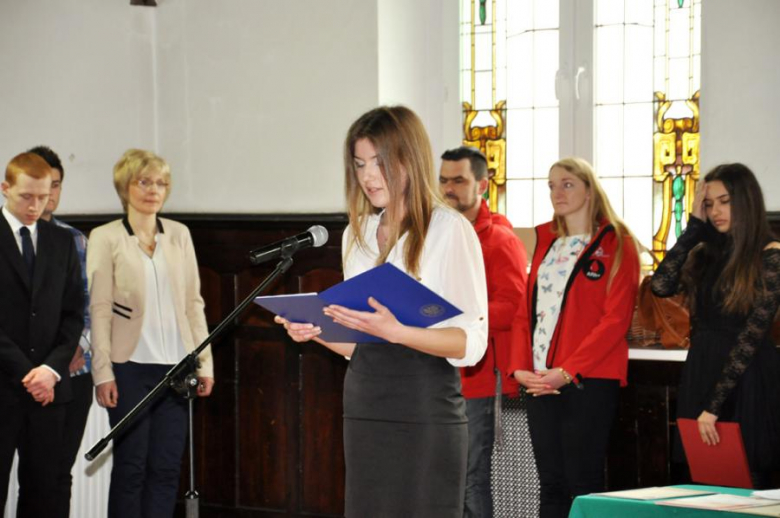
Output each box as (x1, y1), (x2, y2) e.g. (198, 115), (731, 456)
(655, 494), (777, 511)
(595, 486), (714, 501)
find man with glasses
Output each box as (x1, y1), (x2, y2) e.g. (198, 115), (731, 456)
(0, 152), (83, 517)
(29, 145), (92, 518)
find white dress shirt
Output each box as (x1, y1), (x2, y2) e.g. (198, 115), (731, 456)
(342, 205), (488, 367)
(2, 205), (38, 252)
(129, 238), (188, 365)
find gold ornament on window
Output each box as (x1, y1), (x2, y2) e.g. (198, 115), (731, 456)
(462, 101), (507, 213)
(652, 90), (700, 264)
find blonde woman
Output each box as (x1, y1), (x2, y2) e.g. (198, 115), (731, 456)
(276, 106), (488, 517)
(509, 157), (640, 518)
(88, 149), (213, 518)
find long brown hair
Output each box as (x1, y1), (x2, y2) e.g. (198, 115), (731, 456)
(550, 157), (640, 288)
(343, 106), (443, 277)
(684, 163), (774, 314)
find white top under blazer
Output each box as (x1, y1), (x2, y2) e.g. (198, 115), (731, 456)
(87, 217), (213, 385)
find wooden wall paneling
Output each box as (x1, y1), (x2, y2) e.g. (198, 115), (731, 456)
(618, 360), (683, 489)
(606, 360), (685, 490)
(299, 345), (347, 515)
(236, 334), (290, 510)
(234, 257), (297, 510)
(297, 268), (347, 515)
(634, 384), (671, 487)
(605, 385), (640, 490)
(189, 266), (241, 505)
(63, 211), (779, 517)
(192, 333), (239, 507)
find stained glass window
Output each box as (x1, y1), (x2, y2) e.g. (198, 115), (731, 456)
(461, 0), (559, 227)
(460, 0), (701, 262)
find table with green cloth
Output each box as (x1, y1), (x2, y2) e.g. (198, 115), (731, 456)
(569, 485), (767, 518)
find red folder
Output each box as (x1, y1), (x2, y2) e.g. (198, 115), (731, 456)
(677, 418), (753, 489)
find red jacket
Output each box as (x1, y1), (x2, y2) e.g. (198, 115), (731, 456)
(461, 200), (528, 398)
(491, 211), (513, 230)
(508, 220), (639, 386)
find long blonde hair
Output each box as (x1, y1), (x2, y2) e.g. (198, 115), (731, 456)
(551, 157), (639, 287)
(343, 106), (443, 277)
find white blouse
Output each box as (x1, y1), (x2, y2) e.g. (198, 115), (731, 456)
(342, 205), (488, 367)
(532, 233), (590, 371)
(130, 238), (187, 365)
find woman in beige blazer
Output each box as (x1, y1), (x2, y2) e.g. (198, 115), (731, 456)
(87, 149), (213, 518)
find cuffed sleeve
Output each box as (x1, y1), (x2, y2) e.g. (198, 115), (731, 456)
(430, 214), (488, 367)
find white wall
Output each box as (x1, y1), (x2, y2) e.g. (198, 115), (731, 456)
(154, 0), (379, 213)
(377, 0), (461, 164)
(701, 0), (780, 210)
(0, 0), (380, 215)
(0, 0), (157, 214)
(1, 1), (777, 214)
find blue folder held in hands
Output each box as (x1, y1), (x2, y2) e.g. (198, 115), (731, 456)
(254, 263), (463, 343)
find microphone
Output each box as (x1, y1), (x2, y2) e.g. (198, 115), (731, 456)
(248, 225), (329, 265)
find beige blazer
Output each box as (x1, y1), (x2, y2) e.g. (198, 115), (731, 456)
(87, 217), (213, 385)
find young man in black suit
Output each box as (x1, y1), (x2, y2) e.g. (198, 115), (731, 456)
(0, 152), (84, 517)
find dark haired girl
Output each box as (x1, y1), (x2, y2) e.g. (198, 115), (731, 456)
(651, 163), (780, 487)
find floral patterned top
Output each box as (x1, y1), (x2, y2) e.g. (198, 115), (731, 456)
(533, 234), (590, 371)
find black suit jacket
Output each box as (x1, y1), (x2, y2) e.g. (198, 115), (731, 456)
(0, 212), (84, 406)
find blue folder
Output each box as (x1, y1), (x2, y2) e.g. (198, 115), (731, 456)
(254, 263), (463, 343)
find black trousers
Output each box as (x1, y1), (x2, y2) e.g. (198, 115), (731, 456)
(107, 362), (188, 518)
(55, 373), (94, 518)
(526, 378), (619, 518)
(0, 397), (67, 518)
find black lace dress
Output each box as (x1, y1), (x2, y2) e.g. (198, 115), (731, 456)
(651, 217), (780, 473)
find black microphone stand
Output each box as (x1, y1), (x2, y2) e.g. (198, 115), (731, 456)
(86, 255), (295, 517)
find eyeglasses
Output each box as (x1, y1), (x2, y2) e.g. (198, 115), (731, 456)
(134, 177), (170, 191)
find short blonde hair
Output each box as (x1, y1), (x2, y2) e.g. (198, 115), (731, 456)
(113, 149), (171, 212)
(5, 152), (52, 185)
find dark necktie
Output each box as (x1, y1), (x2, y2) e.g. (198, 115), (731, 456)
(19, 226), (35, 279)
